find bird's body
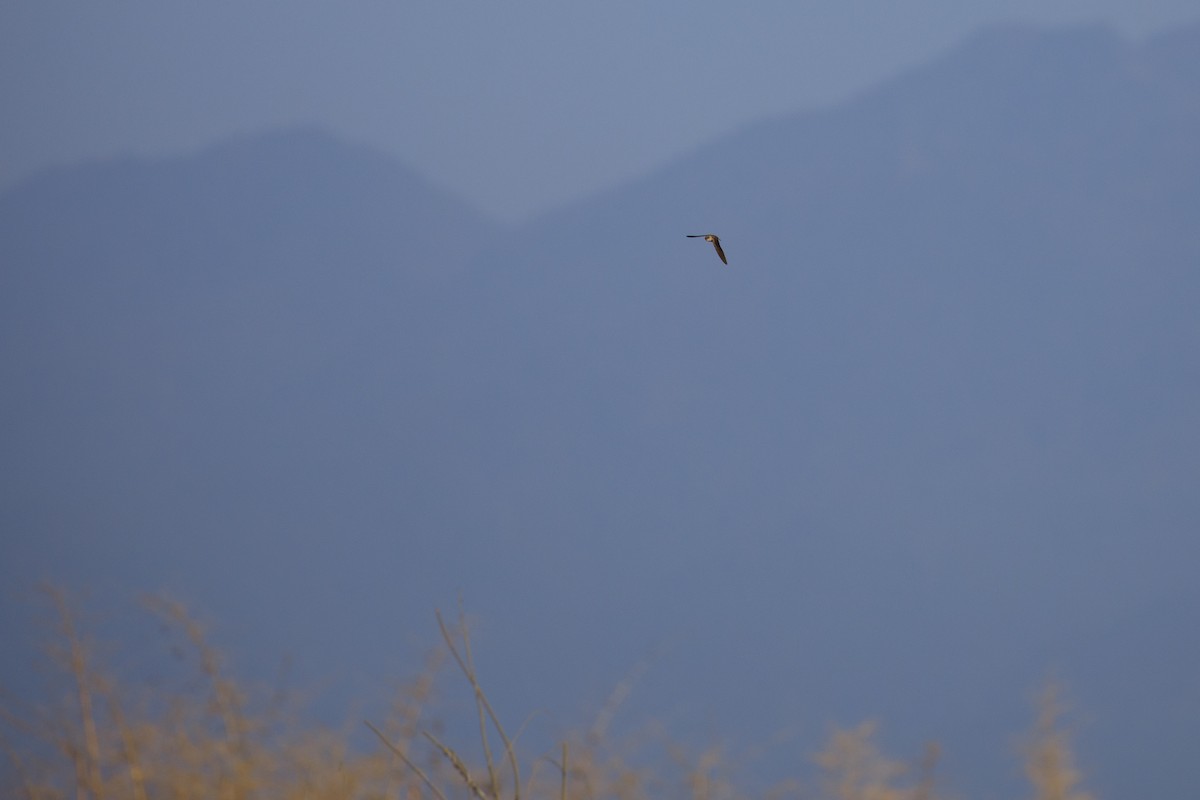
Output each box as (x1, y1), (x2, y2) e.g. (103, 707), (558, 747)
(687, 234), (727, 264)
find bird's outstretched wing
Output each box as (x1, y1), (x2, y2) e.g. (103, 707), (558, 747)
(686, 234), (728, 264)
(711, 238), (727, 264)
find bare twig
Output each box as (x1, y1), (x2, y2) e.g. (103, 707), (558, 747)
(47, 587), (105, 800)
(424, 730), (490, 800)
(107, 698), (148, 800)
(0, 730), (43, 800)
(589, 636), (674, 744)
(560, 742), (569, 800)
(913, 742), (940, 800)
(436, 608), (522, 800)
(365, 720), (448, 800)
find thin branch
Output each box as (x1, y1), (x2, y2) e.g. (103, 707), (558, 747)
(0, 730), (43, 800)
(436, 608), (522, 800)
(913, 742), (940, 800)
(108, 698), (148, 800)
(47, 587), (105, 800)
(423, 730), (490, 800)
(365, 720), (448, 800)
(560, 742), (568, 800)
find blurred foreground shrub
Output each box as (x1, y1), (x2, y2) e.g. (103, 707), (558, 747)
(1, 587), (1090, 800)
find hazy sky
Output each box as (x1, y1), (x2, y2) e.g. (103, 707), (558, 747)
(2, 1), (1197, 221)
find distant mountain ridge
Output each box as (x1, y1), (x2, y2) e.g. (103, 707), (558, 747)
(1, 126), (497, 274)
(3, 20), (1199, 800)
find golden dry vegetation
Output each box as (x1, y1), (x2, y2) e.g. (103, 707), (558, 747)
(2, 588), (1092, 800)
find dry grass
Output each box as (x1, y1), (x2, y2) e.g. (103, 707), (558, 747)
(813, 722), (939, 800)
(1, 586), (431, 800)
(2, 587), (1092, 800)
(1022, 685), (1093, 800)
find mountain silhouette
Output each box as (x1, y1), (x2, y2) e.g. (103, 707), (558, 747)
(3, 21), (1199, 799)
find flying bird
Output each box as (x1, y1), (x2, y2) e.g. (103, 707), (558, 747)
(687, 234), (727, 265)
